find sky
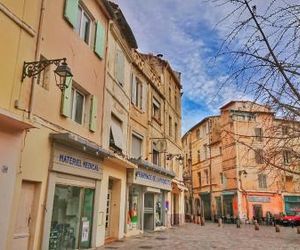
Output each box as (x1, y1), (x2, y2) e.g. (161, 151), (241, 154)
(114, 0), (250, 133)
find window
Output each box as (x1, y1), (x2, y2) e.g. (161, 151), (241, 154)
(152, 98), (161, 122)
(169, 87), (171, 103)
(196, 129), (200, 139)
(220, 173), (224, 184)
(197, 150), (201, 162)
(175, 122), (178, 141)
(255, 149), (264, 164)
(152, 143), (160, 166)
(197, 172), (202, 187)
(283, 150), (292, 165)
(71, 88), (85, 124)
(76, 5), (92, 44)
(204, 144), (209, 160)
(174, 91), (178, 110)
(169, 116), (172, 137)
(258, 174), (267, 188)
(110, 114), (123, 151)
(204, 169), (209, 184)
(255, 128), (263, 141)
(219, 146), (222, 155)
(282, 126), (289, 135)
(131, 134), (143, 159)
(131, 75), (143, 109)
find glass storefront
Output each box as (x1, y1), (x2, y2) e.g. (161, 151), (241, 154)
(49, 185), (94, 250)
(155, 193), (164, 227)
(127, 185), (141, 231)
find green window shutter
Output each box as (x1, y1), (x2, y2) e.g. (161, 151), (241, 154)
(89, 95), (98, 132)
(61, 77), (73, 117)
(95, 21), (105, 58)
(64, 0), (79, 27)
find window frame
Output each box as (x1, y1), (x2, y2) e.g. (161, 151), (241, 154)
(131, 133), (143, 159)
(258, 174), (267, 189)
(152, 97), (161, 122)
(76, 4), (93, 45)
(71, 87), (85, 125)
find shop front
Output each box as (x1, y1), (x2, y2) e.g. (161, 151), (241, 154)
(283, 195), (300, 215)
(126, 160), (174, 235)
(42, 134), (109, 250)
(222, 191), (238, 221)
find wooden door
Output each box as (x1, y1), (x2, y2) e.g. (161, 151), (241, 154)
(11, 181), (36, 250)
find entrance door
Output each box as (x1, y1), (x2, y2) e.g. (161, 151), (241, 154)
(12, 181), (36, 250)
(105, 189), (112, 237)
(253, 204), (263, 222)
(49, 185), (95, 249)
(144, 193), (154, 231)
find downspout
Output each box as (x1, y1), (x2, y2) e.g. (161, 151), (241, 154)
(208, 119), (213, 221)
(28, 0), (47, 119)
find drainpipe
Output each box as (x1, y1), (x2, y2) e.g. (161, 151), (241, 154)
(208, 119), (213, 221)
(28, 0), (47, 119)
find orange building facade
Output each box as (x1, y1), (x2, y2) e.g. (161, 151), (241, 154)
(183, 101), (300, 223)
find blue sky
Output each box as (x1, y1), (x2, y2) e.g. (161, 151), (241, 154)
(114, 0), (248, 133)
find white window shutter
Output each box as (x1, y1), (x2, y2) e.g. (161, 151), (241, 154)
(131, 74), (137, 104)
(142, 82), (147, 112)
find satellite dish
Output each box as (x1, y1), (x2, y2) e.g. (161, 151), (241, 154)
(156, 139), (166, 152)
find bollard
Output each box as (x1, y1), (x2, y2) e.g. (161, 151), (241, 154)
(275, 224), (280, 233)
(254, 222), (259, 231)
(236, 219), (241, 228)
(297, 226), (300, 234)
(218, 218), (223, 227)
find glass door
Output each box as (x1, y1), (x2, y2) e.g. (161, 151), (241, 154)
(49, 185), (94, 250)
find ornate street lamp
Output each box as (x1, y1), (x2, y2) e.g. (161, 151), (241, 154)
(21, 58), (73, 91)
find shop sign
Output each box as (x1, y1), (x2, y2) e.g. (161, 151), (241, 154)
(248, 196), (271, 203)
(132, 169), (172, 191)
(284, 196), (300, 203)
(53, 145), (102, 180)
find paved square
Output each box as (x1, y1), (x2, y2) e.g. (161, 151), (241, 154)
(98, 223), (300, 250)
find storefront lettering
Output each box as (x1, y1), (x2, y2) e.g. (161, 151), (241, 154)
(248, 196), (270, 203)
(135, 170), (171, 187)
(59, 154), (99, 171)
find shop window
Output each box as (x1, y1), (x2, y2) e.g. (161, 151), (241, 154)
(155, 194), (164, 227)
(49, 185), (94, 249)
(255, 128), (263, 141)
(152, 97), (161, 122)
(128, 186), (141, 231)
(283, 150), (292, 165)
(258, 174), (267, 189)
(131, 133), (143, 159)
(71, 87), (85, 124)
(76, 5), (92, 45)
(152, 143), (160, 166)
(255, 149), (264, 164)
(110, 114), (123, 152)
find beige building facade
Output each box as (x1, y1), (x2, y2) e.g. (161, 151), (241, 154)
(183, 101), (300, 223)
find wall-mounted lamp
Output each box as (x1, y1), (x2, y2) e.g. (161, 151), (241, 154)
(22, 57), (73, 91)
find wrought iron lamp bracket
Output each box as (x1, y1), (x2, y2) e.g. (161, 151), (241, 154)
(21, 58), (66, 82)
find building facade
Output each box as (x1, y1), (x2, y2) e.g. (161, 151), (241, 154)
(182, 101), (300, 223)
(0, 0), (185, 249)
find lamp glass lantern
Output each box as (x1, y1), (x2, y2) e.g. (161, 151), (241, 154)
(54, 61), (73, 91)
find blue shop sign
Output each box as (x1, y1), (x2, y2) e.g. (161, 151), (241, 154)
(134, 170), (172, 190)
(59, 154), (99, 172)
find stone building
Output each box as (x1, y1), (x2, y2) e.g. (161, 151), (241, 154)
(182, 100), (300, 222)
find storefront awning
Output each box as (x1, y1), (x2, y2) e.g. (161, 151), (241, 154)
(50, 133), (112, 159)
(129, 158), (176, 178)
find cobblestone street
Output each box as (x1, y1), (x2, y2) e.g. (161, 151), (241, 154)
(99, 223), (300, 250)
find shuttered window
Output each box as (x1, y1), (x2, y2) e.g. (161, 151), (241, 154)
(255, 128), (263, 141)
(89, 95), (98, 132)
(95, 21), (105, 58)
(258, 174), (267, 188)
(61, 77), (73, 117)
(64, 0), (79, 27)
(131, 134), (143, 159)
(110, 115), (123, 151)
(115, 49), (125, 85)
(255, 149), (264, 164)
